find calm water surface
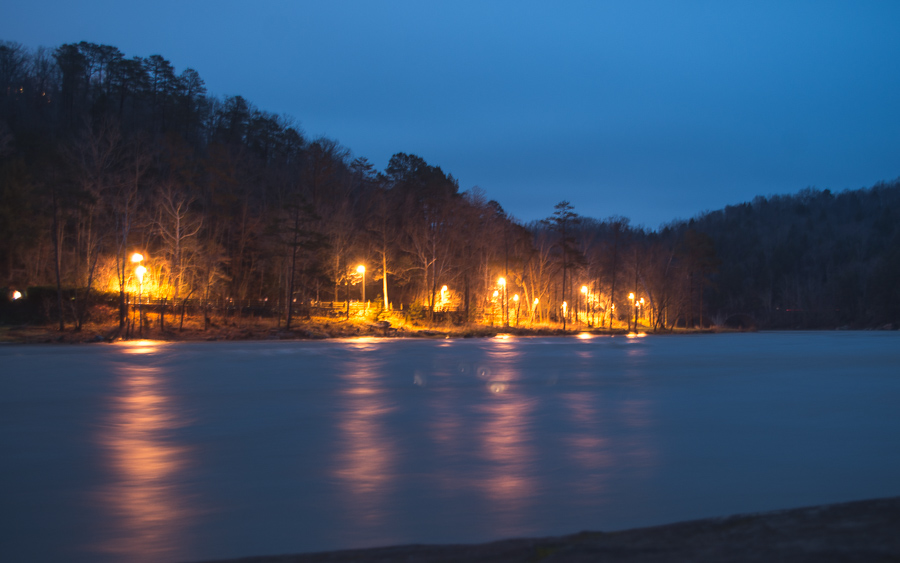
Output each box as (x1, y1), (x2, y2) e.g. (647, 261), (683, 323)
(1, 332), (899, 562)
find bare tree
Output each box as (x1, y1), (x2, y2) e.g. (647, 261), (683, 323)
(110, 137), (151, 331)
(154, 181), (203, 301)
(66, 118), (123, 330)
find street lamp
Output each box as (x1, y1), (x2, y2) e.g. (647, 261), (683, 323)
(628, 292), (635, 331)
(130, 253), (144, 337)
(135, 259), (147, 338)
(513, 294), (520, 326)
(357, 265), (366, 303)
(498, 277), (507, 326)
(492, 290), (499, 326)
(581, 285), (588, 324)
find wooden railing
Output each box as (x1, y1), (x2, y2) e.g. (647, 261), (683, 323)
(126, 297), (470, 321)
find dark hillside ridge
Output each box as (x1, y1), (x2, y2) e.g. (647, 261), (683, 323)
(684, 183), (900, 328)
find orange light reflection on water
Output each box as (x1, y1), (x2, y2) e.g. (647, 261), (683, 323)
(562, 391), (611, 495)
(334, 354), (397, 531)
(95, 341), (194, 562)
(477, 336), (536, 534)
(117, 339), (168, 355)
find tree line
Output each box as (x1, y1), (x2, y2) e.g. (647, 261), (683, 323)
(1, 40), (898, 330)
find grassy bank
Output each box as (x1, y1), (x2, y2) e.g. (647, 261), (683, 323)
(0, 304), (752, 344)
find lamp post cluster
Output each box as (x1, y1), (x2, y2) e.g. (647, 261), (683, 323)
(112, 254), (657, 334)
(558, 283), (646, 331)
(485, 277), (519, 326)
(490, 277), (524, 327)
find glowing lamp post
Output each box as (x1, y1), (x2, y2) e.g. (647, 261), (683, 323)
(628, 292), (635, 331)
(357, 265), (366, 304)
(580, 285), (588, 324)
(492, 290), (499, 325)
(513, 293), (520, 326)
(498, 277), (507, 326)
(133, 253), (147, 337)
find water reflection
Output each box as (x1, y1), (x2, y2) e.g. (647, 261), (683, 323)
(427, 385), (466, 494)
(477, 336), (536, 534)
(333, 346), (398, 537)
(117, 339), (164, 356)
(554, 336), (658, 503)
(562, 391), (610, 495)
(621, 359), (656, 471)
(95, 341), (194, 562)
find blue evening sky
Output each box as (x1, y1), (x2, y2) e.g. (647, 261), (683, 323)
(3, 1), (899, 228)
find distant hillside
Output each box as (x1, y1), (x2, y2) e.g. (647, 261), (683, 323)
(684, 182), (900, 328)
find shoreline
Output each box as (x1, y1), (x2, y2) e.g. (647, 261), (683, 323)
(198, 496), (900, 562)
(0, 317), (734, 345)
(4, 321), (897, 345)
(4, 304), (896, 345)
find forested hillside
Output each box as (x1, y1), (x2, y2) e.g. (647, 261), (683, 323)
(686, 184), (900, 328)
(1, 40), (897, 330)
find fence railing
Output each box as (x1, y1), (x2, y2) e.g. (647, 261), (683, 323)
(123, 298), (467, 321)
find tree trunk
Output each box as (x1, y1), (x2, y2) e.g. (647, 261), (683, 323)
(52, 192), (65, 331)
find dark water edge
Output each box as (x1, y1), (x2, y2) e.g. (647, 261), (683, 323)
(200, 496), (900, 563)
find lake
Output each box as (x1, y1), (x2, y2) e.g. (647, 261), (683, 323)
(1, 332), (899, 562)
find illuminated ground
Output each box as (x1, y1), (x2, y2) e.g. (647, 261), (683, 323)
(0, 313), (656, 344)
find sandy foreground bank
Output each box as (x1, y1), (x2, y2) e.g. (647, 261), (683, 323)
(199, 496), (900, 563)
